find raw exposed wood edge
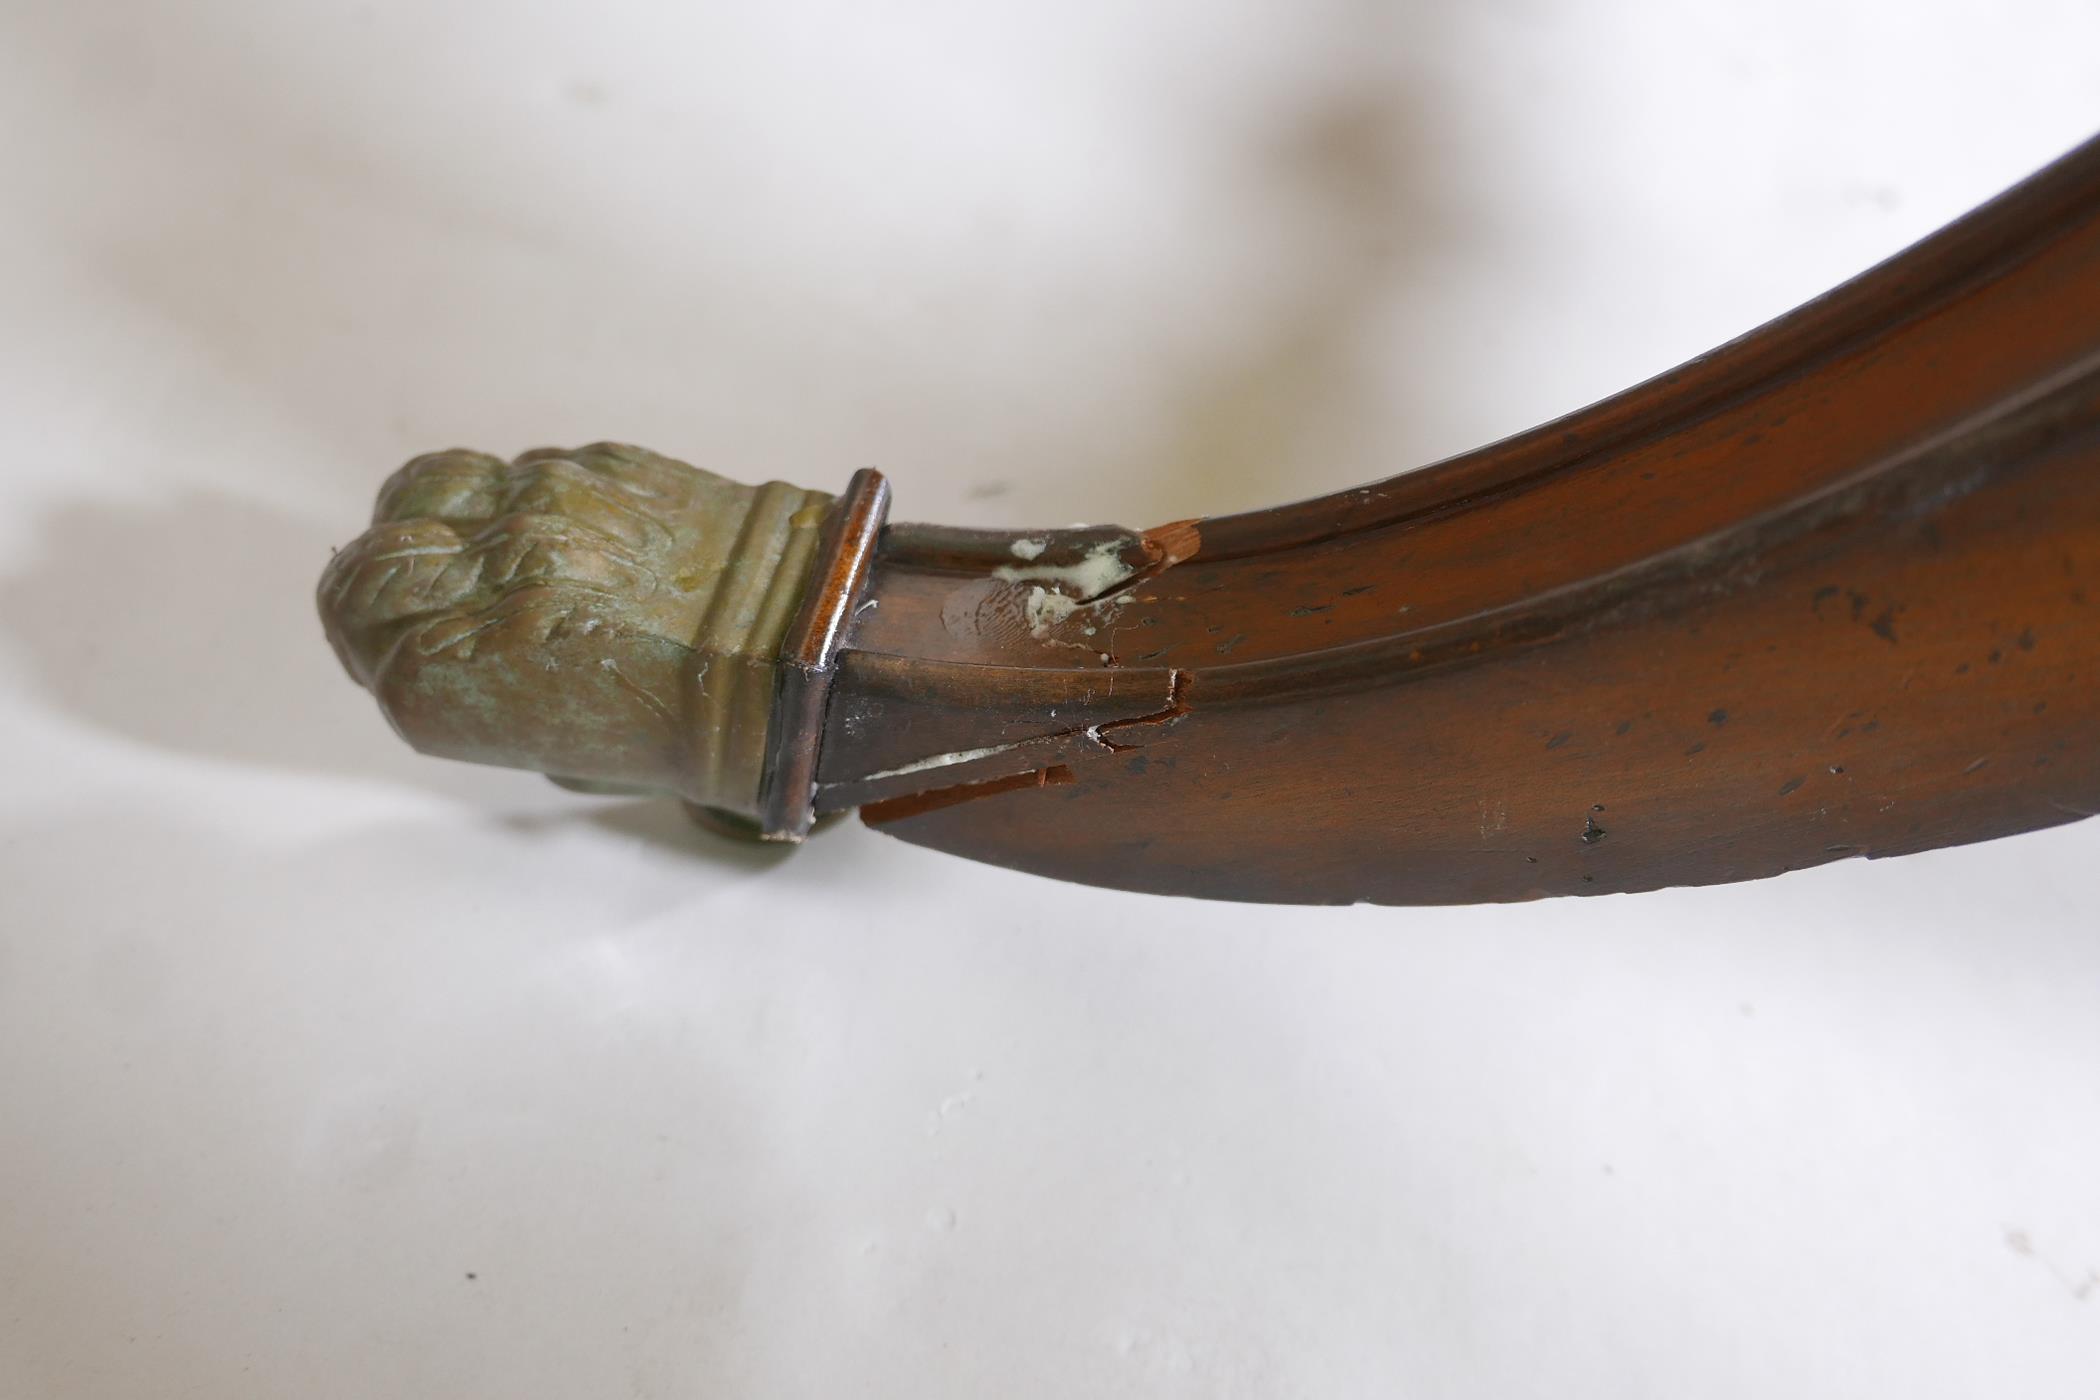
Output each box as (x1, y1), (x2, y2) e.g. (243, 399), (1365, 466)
(862, 765), (1078, 825)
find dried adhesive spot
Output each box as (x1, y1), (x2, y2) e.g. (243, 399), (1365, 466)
(992, 538), (1138, 598)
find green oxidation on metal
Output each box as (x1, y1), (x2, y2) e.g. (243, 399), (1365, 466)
(318, 443), (831, 817)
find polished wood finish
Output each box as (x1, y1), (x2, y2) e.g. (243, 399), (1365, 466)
(812, 136), (2100, 903)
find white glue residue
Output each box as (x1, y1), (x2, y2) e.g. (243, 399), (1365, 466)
(992, 538), (1136, 598)
(858, 743), (1020, 782)
(993, 539), (1140, 641)
(1021, 587), (1079, 636)
(1018, 584), (1137, 644)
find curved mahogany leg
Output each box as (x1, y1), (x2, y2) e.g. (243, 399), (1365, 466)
(829, 135), (2100, 903)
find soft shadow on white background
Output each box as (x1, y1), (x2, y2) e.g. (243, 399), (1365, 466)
(2, 2), (2099, 1396)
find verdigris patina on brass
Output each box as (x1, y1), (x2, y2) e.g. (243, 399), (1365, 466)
(319, 443), (849, 829)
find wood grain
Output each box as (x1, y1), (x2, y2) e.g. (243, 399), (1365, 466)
(815, 135), (2100, 903)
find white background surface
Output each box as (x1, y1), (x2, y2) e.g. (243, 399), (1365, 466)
(4, 2), (2100, 1395)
